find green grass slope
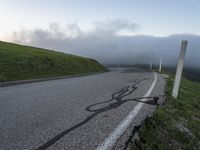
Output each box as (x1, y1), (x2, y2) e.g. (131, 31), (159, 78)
(130, 74), (200, 150)
(0, 41), (107, 82)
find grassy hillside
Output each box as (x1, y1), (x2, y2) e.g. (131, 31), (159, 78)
(0, 41), (107, 82)
(130, 74), (200, 150)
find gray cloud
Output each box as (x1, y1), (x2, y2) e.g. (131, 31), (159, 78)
(10, 19), (200, 68)
(92, 18), (139, 35)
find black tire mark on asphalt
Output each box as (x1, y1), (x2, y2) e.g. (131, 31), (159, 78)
(35, 78), (159, 150)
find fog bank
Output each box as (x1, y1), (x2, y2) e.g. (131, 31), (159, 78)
(10, 20), (200, 68)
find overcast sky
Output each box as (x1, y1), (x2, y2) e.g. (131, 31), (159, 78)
(0, 0), (199, 67)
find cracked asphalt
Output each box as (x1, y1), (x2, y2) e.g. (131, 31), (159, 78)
(0, 69), (165, 150)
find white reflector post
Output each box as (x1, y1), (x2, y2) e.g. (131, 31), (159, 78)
(150, 62), (152, 71)
(159, 57), (162, 73)
(172, 40), (188, 98)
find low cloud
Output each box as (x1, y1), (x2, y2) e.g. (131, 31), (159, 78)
(9, 19), (200, 68)
(93, 18), (139, 35)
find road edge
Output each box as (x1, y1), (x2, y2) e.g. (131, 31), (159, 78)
(0, 71), (107, 88)
(95, 72), (157, 150)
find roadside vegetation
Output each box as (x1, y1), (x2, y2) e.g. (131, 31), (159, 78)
(0, 41), (107, 82)
(130, 73), (200, 150)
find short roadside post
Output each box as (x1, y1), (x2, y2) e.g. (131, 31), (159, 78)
(150, 62), (152, 71)
(172, 40), (188, 98)
(118, 64), (120, 71)
(159, 57), (162, 73)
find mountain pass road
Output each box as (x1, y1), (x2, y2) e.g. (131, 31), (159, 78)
(0, 69), (165, 150)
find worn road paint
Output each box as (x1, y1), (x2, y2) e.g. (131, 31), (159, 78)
(95, 72), (157, 150)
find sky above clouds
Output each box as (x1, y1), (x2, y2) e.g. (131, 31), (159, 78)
(0, 0), (200, 38)
(0, 0), (199, 67)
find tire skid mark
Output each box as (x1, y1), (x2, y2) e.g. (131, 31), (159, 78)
(35, 77), (159, 150)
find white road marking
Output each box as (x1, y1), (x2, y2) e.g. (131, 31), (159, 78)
(95, 72), (158, 150)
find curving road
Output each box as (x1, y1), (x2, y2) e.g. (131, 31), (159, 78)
(0, 69), (165, 150)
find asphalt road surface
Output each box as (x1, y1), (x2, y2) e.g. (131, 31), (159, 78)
(0, 69), (165, 150)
